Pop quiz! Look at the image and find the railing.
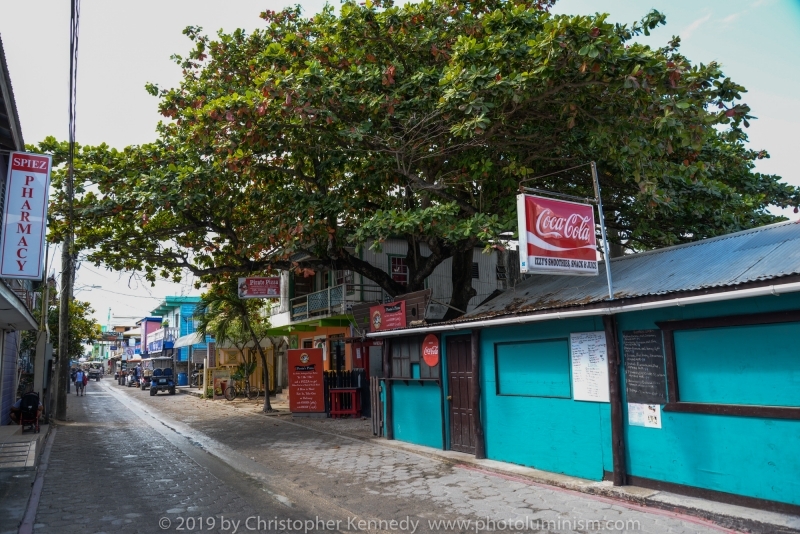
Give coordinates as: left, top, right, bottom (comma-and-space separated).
150, 327, 179, 343
148, 327, 180, 353
290, 284, 386, 321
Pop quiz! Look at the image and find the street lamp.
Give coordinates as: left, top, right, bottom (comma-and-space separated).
74, 284, 101, 294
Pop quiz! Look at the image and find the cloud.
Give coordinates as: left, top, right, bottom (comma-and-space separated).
722, 12, 742, 24
681, 13, 712, 40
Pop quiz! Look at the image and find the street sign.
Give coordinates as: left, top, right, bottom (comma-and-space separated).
237, 277, 280, 299
517, 194, 598, 276
0, 152, 52, 280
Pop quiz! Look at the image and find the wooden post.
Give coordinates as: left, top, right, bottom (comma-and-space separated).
383, 339, 394, 440
471, 329, 486, 459
603, 315, 627, 486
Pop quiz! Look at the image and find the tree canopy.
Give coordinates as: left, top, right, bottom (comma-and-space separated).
38, 0, 799, 315
22, 290, 98, 360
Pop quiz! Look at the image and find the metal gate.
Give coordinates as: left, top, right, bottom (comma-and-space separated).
370, 376, 384, 437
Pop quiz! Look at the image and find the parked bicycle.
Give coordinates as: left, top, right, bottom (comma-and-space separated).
224, 378, 260, 401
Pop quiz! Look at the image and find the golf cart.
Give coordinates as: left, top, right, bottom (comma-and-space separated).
87, 362, 103, 381
149, 357, 176, 396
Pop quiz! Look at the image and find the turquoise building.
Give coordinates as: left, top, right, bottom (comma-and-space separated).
370, 221, 800, 513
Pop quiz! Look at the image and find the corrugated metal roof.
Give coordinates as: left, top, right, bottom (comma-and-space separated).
458, 220, 800, 322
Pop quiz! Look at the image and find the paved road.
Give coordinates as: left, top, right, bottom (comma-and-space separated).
28, 377, 319, 534
36, 377, 731, 534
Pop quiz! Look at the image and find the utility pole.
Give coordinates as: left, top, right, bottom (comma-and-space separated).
55, 0, 81, 421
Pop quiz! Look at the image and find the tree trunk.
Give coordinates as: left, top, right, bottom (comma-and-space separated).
241, 315, 273, 412
442, 244, 478, 321
258, 349, 272, 412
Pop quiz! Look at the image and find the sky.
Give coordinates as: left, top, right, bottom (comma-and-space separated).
1, 0, 799, 324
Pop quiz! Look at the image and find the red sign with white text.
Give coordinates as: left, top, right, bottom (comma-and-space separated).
237, 277, 280, 299
288, 348, 325, 413
422, 334, 440, 367
369, 301, 406, 332
516, 194, 598, 275
0, 152, 51, 280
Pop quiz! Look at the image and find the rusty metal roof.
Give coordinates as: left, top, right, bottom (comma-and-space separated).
459, 220, 800, 323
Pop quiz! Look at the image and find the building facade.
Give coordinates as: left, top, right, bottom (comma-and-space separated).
370, 221, 800, 513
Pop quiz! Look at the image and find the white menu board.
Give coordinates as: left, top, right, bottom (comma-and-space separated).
570, 331, 610, 402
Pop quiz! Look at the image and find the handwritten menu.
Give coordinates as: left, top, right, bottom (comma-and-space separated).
622, 330, 667, 404
570, 331, 610, 402
288, 348, 325, 413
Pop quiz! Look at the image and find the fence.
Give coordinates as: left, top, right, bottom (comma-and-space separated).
323, 369, 368, 418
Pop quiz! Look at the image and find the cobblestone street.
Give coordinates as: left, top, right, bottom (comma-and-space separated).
28, 377, 737, 534
27, 378, 316, 534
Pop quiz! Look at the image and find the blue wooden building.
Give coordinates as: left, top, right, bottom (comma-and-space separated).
369, 220, 800, 513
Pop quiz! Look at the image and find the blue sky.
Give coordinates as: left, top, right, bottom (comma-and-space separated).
1, 0, 798, 321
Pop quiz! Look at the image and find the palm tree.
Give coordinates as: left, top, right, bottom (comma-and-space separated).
195, 279, 282, 412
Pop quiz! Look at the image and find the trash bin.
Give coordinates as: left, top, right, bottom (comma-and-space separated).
177, 373, 188, 386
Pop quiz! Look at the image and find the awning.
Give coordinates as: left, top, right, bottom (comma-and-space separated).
122, 327, 141, 337
173, 332, 208, 348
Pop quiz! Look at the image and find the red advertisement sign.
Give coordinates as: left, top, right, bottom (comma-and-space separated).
369, 301, 406, 332
288, 348, 325, 413
0, 152, 52, 280
516, 194, 598, 276
422, 334, 440, 367
237, 277, 280, 299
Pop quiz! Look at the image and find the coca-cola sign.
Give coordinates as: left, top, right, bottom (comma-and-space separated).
422, 334, 439, 367
516, 194, 598, 275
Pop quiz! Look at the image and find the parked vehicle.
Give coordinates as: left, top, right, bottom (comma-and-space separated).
150, 357, 176, 396
140, 357, 171, 390
190, 366, 204, 387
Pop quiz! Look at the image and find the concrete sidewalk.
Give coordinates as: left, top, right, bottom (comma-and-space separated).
0, 422, 51, 534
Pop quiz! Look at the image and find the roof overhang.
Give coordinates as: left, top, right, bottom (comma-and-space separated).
0, 282, 37, 330
367, 279, 800, 338
173, 332, 208, 348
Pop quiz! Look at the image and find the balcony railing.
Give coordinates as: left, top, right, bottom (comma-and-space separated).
291, 284, 386, 322
148, 326, 179, 353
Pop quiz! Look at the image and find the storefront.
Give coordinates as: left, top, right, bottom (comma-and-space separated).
370, 221, 800, 512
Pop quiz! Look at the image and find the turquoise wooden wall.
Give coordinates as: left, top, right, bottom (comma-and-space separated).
616, 292, 800, 506
390, 382, 443, 449
454, 317, 613, 481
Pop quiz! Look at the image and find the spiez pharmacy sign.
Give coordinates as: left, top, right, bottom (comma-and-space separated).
517, 194, 598, 276
0, 152, 51, 280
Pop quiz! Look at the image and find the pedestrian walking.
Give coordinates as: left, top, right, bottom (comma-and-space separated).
75, 368, 87, 396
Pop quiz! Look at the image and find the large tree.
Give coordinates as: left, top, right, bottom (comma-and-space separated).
39, 0, 799, 317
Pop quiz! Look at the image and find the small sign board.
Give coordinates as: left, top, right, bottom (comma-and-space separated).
570, 331, 610, 402
288, 348, 325, 413
422, 334, 440, 367
0, 152, 52, 280
622, 330, 668, 404
628, 403, 662, 429
369, 301, 406, 332
238, 277, 280, 299
517, 194, 598, 276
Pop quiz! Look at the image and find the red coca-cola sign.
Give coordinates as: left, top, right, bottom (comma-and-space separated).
422, 334, 439, 367
517, 194, 598, 275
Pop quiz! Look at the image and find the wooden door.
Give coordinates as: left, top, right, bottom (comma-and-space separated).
447, 335, 475, 454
